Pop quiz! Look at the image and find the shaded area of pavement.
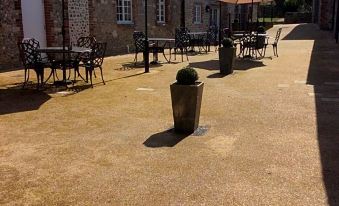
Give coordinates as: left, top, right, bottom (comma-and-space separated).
0, 88, 51, 115
144, 129, 190, 148
0, 24, 339, 205
286, 23, 339, 206
189, 59, 266, 72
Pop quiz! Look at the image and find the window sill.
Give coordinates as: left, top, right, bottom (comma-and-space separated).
117, 22, 134, 25
156, 22, 166, 26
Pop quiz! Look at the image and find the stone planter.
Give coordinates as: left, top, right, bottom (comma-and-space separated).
219, 47, 236, 75
170, 82, 204, 133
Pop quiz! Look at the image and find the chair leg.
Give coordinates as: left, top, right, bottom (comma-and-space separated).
99, 66, 105, 85
174, 48, 177, 60
85, 67, 89, 83
134, 52, 138, 66
23, 69, 28, 89
275, 45, 279, 57
89, 68, 93, 88
185, 48, 189, 61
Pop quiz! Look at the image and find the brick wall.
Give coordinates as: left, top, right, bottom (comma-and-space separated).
44, 0, 69, 47
90, 0, 181, 55
0, 0, 23, 70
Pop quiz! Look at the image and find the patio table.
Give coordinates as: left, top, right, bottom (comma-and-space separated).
187, 32, 208, 52
148, 38, 175, 64
37, 46, 91, 84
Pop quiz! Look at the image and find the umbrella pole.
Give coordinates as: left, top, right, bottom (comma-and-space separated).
181, 0, 185, 28
62, 0, 66, 82
219, 1, 222, 47
144, 0, 150, 73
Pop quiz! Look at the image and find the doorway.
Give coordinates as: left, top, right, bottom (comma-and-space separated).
21, 0, 47, 47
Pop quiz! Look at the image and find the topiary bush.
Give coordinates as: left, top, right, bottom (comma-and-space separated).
176, 67, 199, 85
222, 38, 234, 48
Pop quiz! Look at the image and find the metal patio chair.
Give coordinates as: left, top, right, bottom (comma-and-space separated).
83, 42, 107, 87
173, 28, 190, 62
18, 38, 55, 89
264, 28, 282, 57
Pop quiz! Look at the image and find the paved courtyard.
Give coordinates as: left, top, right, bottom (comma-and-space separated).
0, 24, 339, 205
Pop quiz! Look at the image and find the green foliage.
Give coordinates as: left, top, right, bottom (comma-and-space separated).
222, 38, 234, 48
257, 26, 266, 33
284, 0, 310, 12
176, 67, 199, 85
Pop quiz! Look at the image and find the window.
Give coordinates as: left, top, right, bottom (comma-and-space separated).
194, 4, 202, 24
157, 0, 166, 23
117, 0, 132, 24
211, 8, 218, 26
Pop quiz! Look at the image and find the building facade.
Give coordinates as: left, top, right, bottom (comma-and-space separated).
0, 0, 252, 70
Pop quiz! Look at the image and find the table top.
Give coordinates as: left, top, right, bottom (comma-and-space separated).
188, 32, 207, 35
37, 46, 91, 53
232, 33, 268, 37
149, 38, 175, 41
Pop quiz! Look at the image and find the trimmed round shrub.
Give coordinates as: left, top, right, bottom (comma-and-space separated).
222, 38, 234, 48
176, 67, 199, 85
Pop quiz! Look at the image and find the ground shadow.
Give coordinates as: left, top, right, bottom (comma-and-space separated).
207, 73, 229, 78
189, 59, 266, 72
291, 23, 339, 205
120, 62, 164, 70
143, 129, 191, 148
0, 87, 51, 115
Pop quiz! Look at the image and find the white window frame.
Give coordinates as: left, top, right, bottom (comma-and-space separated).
117, 0, 133, 24
157, 0, 166, 23
194, 4, 202, 24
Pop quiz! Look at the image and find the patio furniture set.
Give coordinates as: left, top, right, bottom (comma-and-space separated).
132, 27, 217, 65
132, 26, 282, 66
17, 26, 282, 89
18, 36, 106, 89
231, 27, 283, 59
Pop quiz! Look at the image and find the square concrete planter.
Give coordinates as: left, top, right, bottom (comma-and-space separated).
219, 47, 236, 75
170, 82, 204, 133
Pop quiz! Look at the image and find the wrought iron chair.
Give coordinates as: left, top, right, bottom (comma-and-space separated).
239, 33, 267, 59
264, 28, 282, 57
133, 31, 168, 64
173, 28, 190, 62
18, 38, 55, 89
206, 26, 219, 52
72, 36, 97, 81
133, 31, 146, 65
83, 42, 107, 87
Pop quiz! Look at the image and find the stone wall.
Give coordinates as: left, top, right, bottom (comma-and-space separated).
0, 0, 23, 70
185, 0, 209, 32
68, 0, 90, 45
90, 0, 181, 55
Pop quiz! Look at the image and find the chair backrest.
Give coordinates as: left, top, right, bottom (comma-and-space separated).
207, 26, 218, 43
22, 38, 41, 49
91, 42, 107, 67
255, 35, 266, 49
274, 28, 282, 44
175, 28, 190, 48
18, 42, 40, 68
77, 36, 97, 48
18, 38, 42, 68
133, 31, 146, 52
